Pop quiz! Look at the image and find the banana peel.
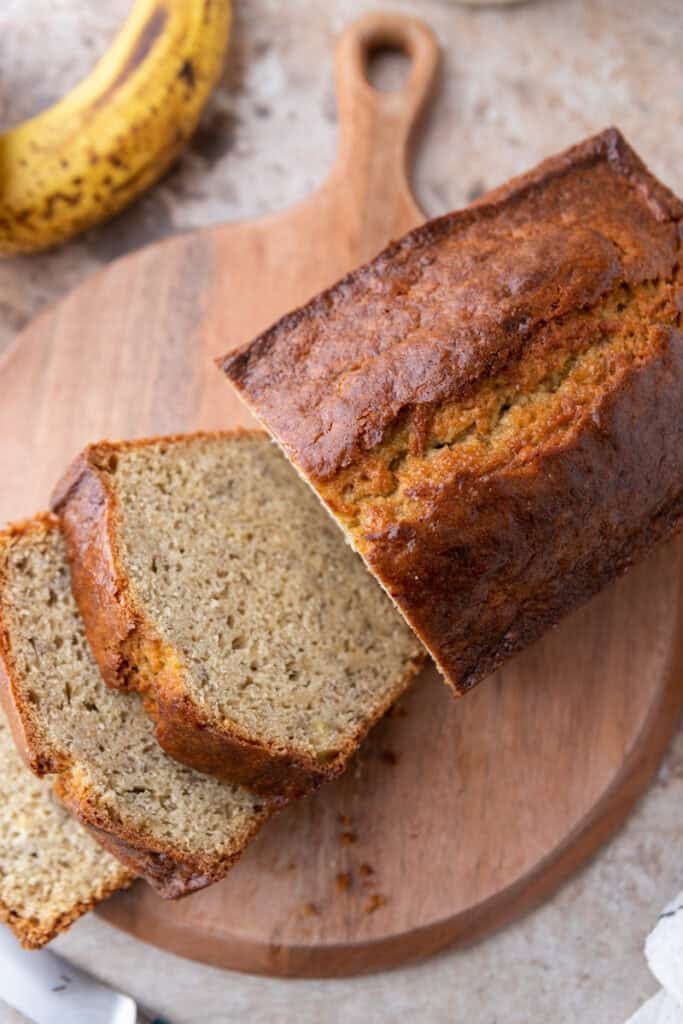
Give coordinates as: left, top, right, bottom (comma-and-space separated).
0, 0, 231, 254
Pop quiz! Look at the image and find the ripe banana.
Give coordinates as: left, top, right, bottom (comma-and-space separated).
0, 0, 231, 254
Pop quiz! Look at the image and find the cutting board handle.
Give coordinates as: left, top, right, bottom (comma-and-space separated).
331, 12, 440, 235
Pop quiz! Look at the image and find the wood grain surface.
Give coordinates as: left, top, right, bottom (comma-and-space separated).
0, 11, 681, 978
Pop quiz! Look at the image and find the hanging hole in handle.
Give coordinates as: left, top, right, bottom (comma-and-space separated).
364, 41, 412, 94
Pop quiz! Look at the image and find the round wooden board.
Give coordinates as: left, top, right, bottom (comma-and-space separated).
1, 12, 682, 978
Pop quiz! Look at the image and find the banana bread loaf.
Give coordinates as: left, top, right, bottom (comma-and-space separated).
222, 128, 683, 694
52, 432, 423, 797
0, 515, 272, 897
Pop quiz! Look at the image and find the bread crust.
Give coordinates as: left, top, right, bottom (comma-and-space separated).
0, 869, 132, 950
223, 130, 683, 480
222, 128, 683, 694
52, 430, 424, 798
56, 780, 264, 900
0, 515, 272, 899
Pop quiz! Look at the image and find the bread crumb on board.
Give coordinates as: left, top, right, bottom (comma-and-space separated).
336, 871, 353, 893
365, 893, 387, 914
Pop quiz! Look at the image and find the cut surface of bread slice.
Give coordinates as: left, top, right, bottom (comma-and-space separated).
52, 432, 424, 798
0, 708, 132, 949
0, 516, 272, 898
222, 128, 683, 696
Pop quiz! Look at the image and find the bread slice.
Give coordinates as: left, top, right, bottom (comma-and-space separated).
52, 431, 424, 798
0, 515, 272, 898
0, 707, 132, 948
222, 128, 683, 695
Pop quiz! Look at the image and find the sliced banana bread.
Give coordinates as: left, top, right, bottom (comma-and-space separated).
222, 128, 683, 695
0, 709, 132, 948
0, 516, 271, 897
52, 432, 424, 798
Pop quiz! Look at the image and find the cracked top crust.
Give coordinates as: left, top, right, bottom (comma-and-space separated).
223, 129, 683, 693
223, 129, 683, 480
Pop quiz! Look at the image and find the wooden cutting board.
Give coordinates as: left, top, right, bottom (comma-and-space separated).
1, 11, 682, 978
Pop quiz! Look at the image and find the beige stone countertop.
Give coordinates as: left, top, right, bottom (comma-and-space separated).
2, 1, 683, 1021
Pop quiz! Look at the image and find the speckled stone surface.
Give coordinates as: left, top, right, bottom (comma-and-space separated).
1, 1, 683, 1021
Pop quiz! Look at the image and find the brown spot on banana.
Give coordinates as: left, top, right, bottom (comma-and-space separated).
42, 193, 83, 221
178, 60, 196, 89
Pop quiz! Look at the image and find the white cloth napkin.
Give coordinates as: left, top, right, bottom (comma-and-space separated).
646, 894, 683, 1004
628, 991, 683, 1024
626, 892, 683, 1022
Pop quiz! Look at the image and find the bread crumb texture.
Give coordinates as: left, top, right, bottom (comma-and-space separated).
0, 519, 268, 893
0, 712, 130, 948
99, 434, 421, 763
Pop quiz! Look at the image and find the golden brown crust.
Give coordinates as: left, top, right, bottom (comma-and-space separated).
151, 648, 424, 797
222, 128, 683, 694
0, 868, 132, 950
223, 129, 683, 479
0, 515, 272, 899
58, 782, 265, 901
368, 325, 683, 687
152, 677, 329, 799
52, 429, 424, 798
